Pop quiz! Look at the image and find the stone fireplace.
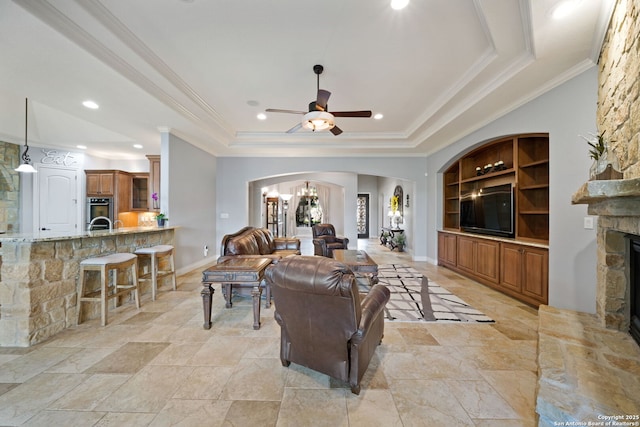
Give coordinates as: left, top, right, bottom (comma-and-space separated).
572, 178, 640, 337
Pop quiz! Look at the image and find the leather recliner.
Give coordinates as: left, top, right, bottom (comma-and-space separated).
312, 223, 349, 257
265, 255, 390, 394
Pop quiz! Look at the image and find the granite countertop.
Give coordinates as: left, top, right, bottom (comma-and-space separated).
0, 226, 176, 243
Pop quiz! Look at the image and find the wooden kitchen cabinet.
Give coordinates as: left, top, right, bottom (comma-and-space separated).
131, 173, 149, 211
86, 172, 114, 196
147, 155, 160, 211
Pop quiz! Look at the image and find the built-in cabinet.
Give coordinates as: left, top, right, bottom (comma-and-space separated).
131, 173, 149, 211
438, 231, 548, 306
439, 133, 549, 307
86, 170, 133, 215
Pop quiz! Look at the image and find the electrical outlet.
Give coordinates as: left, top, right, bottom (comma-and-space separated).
584, 217, 594, 229
203, 245, 209, 257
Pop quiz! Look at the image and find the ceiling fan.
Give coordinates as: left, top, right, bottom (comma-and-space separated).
266, 65, 372, 136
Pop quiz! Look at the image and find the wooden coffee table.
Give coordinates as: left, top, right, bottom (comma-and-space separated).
201, 257, 272, 330
332, 249, 378, 284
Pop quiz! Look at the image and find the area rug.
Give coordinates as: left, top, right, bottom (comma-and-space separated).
359, 264, 494, 323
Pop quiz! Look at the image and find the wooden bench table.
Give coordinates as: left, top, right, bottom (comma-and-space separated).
332, 249, 379, 285
201, 257, 272, 330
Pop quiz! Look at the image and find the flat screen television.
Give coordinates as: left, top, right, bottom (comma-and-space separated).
460, 183, 514, 238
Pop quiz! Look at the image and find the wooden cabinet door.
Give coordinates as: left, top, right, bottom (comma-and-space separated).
522, 247, 548, 303
475, 239, 499, 283
500, 243, 523, 292
115, 172, 131, 214
438, 232, 457, 267
457, 236, 476, 274
99, 174, 114, 195
86, 172, 114, 196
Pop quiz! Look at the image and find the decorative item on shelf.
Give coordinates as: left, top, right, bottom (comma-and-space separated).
156, 213, 168, 227
476, 166, 483, 176
582, 130, 622, 180
493, 160, 505, 171
151, 192, 159, 210
483, 163, 493, 174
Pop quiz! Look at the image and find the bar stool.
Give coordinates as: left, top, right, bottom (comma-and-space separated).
134, 245, 176, 301
77, 253, 140, 326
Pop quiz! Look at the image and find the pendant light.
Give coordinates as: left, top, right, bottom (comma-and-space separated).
15, 98, 37, 173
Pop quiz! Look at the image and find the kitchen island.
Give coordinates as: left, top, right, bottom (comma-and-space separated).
0, 226, 176, 347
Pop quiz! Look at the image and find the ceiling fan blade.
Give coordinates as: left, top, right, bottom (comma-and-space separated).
286, 123, 303, 133
316, 90, 331, 110
330, 125, 343, 136
266, 108, 306, 114
331, 110, 372, 118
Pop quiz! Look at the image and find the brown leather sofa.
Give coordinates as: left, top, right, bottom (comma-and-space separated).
265, 255, 390, 394
218, 226, 301, 263
312, 223, 349, 257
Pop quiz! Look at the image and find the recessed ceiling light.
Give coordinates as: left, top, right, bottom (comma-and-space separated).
77, 145, 87, 149
391, 0, 409, 10
257, 113, 267, 120
551, 0, 580, 19
374, 113, 384, 120
133, 144, 143, 149
82, 100, 99, 109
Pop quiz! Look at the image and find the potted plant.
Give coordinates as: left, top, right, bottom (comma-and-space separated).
156, 213, 168, 227
582, 130, 622, 180
393, 233, 406, 252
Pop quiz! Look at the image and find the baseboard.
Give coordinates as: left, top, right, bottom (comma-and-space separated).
177, 256, 215, 276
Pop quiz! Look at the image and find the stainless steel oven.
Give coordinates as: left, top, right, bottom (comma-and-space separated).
86, 197, 113, 230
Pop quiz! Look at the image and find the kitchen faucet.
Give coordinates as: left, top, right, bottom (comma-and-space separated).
113, 219, 123, 229
88, 216, 112, 231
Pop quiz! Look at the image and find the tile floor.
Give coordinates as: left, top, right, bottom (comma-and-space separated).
0, 238, 539, 426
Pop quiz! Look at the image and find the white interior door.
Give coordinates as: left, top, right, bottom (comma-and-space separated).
36, 165, 80, 232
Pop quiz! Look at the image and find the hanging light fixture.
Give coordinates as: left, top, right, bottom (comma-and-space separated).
302, 111, 335, 132
15, 98, 37, 173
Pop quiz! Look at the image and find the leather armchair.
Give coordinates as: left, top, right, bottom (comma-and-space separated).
265, 255, 390, 394
312, 223, 349, 257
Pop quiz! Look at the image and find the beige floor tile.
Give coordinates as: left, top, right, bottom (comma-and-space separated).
148, 342, 205, 366
346, 389, 403, 426
445, 379, 520, 419
84, 342, 170, 374
389, 379, 474, 426
45, 347, 118, 374
172, 366, 234, 400
481, 369, 539, 422
151, 399, 232, 427
284, 363, 332, 389
188, 336, 255, 366
94, 365, 193, 413
22, 409, 106, 426
48, 373, 131, 410
221, 357, 287, 401
0, 373, 89, 425
0, 346, 81, 383
223, 400, 280, 426
277, 388, 349, 427
94, 411, 158, 426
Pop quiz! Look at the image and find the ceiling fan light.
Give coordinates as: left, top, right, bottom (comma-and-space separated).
302, 111, 335, 131
391, 0, 409, 10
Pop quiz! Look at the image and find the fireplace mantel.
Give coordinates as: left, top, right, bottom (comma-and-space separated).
572, 178, 640, 215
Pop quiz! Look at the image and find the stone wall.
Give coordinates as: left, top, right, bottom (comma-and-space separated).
598, 0, 640, 178
0, 141, 21, 233
0, 228, 174, 347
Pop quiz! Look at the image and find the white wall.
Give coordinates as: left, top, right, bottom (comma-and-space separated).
163, 132, 217, 273
426, 67, 598, 313
215, 157, 428, 259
